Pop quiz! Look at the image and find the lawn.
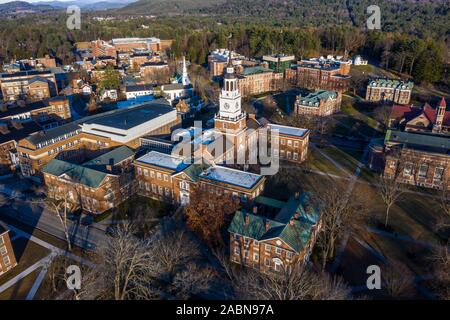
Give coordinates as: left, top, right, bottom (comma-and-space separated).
0, 268, 41, 300
308, 147, 343, 176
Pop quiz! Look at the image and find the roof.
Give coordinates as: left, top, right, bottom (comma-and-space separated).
125, 84, 155, 92
180, 161, 211, 182
255, 196, 286, 209
0, 121, 42, 145
297, 90, 338, 106
368, 78, 414, 90
391, 98, 450, 127
385, 129, 450, 154
42, 159, 108, 188
268, 123, 309, 138
199, 166, 263, 189
136, 151, 190, 172
0, 70, 52, 79
162, 83, 192, 91
83, 146, 134, 171
82, 99, 174, 130
228, 193, 321, 252
25, 121, 81, 146
240, 66, 272, 76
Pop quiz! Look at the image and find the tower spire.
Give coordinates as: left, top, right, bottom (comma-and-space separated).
227, 33, 233, 68
181, 55, 190, 86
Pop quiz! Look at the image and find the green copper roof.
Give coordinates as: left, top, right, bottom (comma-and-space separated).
83, 146, 135, 172
241, 66, 273, 76
228, 193, 321, 253
368, 78, 414, 90
255, 196, 286, 209
42, 159, 108, 188
297, 90, 338, 106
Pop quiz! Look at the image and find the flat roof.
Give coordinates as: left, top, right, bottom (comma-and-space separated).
82, 99, 175, 130
136, 151, 189, 172
268, 123, 309, 137
199, 166, 263, 189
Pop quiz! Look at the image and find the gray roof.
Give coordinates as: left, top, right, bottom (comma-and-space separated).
385, 129, 450, 154
83, 99, 174, 130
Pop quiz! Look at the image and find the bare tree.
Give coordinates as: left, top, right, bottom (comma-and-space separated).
171, 262, 216, 299
378, 173, 406, 228
313, 179, 369, 270
234, 264, 351, 300
436, 178, 450, 236
430, 242, 450, 300
43, 185, 80, 251
382, 261, 415, 298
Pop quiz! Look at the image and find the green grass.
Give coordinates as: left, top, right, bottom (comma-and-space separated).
308, 148, 343, 176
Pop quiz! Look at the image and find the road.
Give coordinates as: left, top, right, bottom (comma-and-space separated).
0, 199, 108, 251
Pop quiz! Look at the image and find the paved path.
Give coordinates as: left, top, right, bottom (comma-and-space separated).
0, 223, 95, 298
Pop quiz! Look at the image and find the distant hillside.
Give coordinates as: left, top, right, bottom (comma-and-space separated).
0, 1, 56, 16
35, 0, 137, 11
116, 0, 226, 15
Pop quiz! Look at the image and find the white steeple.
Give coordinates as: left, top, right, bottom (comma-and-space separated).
181, 56, 190, 86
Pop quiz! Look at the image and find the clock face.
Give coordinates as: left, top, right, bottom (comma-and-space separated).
224, 103, 230, 110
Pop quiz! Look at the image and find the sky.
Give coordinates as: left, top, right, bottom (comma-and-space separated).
0, 0, 86, 3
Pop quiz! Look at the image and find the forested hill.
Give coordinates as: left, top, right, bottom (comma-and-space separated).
117, 0, 450, 37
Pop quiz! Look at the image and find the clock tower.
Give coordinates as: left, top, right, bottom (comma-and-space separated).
215, 42, 246, 133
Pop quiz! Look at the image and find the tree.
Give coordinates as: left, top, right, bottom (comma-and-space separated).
378, 173, 406, 228
43, 185, 80, 251
382, 260, 415, 298
98, 66, 120, 91
313, 179, 368, 270
373, 105, 392, 129
184, 187, 240, 248
430, 242, 450, 300
233, 264, 351, 300
171, 262, 215, 299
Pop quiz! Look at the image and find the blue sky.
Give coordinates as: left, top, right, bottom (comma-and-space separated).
0, 0, 81, 3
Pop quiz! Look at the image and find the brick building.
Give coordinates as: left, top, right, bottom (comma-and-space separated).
265, 124, 310, 164
228, 193, 321, 273
0, 223, 18, 276
366, 78, 413, 105
134, 151, 265, 205
16, 99, 181, 177
389, 98, 449, 134
384, 129, 450, 189
111, 38, 161, 52
262, 54, 295, 74
286, 57, 351, 92
0, 70, 58, 102
294, 90, 341, 116
237, 66, 283, 97
90, 40, 117, 58
42, 146, 135, 214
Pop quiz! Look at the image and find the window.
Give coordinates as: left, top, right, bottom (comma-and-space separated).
403, 163, 413, 176
286, 251, 293, 259
254, 240, 259, 247
275, 247, 282, 255
244, 251, 249, 259
158, 186, 163, 195
0, 236, 4, 246
164, 174, 169, 182
137, 167, 142, 175
165, 187, 170, 196
418, 164, 428, 178
145, 182, 150, 191
293, 153, 298, 160
294, 141, 299, 148
0, 246, 7, 256
281, 139, 285, 145
434, 167, 444, 181
274, 261, 281, 272
265, 244, 271, 252
151, 184, 157, 193
157, 173, 162, 180
287, 140, 292, 146
264, 258, 270, 267
144, 169, 149, 177
150, 171, 155, 178
254, 253, 259, 262
287, 151, 291, 160
234, 247, 240, 255
3, 255, 10, 266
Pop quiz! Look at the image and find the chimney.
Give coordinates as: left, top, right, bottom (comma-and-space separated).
0, 122, 10, 134
106, 158, 114, 172
11, 121, 23, 130
252, 206, 258, 214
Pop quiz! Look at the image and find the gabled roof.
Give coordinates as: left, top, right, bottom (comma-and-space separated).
42, 159, 109, 188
